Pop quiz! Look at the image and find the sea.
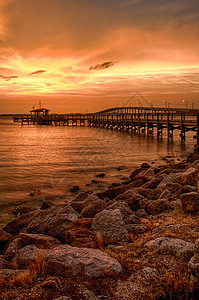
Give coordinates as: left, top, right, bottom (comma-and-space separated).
0, 116, 196, 227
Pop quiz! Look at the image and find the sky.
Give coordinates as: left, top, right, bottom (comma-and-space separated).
0, 0, 199, 113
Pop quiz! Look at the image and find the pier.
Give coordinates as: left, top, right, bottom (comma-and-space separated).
13, 106, 199, 144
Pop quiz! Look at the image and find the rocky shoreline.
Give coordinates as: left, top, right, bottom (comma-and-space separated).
0, 145, 199, 299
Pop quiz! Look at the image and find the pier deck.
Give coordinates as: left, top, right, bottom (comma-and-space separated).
13, 106, 199, 144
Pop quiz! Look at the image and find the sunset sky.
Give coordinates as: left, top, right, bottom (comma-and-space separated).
0, 0, 199, 113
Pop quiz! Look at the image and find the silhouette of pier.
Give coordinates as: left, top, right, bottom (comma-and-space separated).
13, 106, 199, 144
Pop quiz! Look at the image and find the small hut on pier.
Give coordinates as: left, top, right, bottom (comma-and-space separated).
30, 108, 50, 117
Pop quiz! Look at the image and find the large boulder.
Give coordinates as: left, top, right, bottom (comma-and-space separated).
19, 233, 61, 249
106, 201, 132, 219
174, 167, 198, 186
12, 245, 45, 269
24, 204, 79, 242
180, 192, 199, 212
44, 244, 122, 278
91, 209, 129, 245
4, 238, 24, 261
146, 237, 194, 260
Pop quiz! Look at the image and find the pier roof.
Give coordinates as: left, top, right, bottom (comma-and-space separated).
30, 108, 50, 112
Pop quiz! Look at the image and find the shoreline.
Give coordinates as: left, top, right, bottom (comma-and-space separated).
0, 144, 199, 299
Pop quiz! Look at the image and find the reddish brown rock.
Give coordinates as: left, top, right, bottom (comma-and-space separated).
44, 244, 122, 277
0, 229, 12, 253
19, 233, 61, 249
2, 211, 37, 234
81, 199, 105, 218
126, 224, 148, 234
24, 204, 79, 242
12, 245, 44, 269
97, 186, 127, 200
180, 192, 199, 212
129, 168, 143, 179
106, 201, 132, 219
65, 218, 97, 248
114, 189, 145, 211
4, 238, 24, 261
91, 209, 129, 245
140, 199, 173, 215
175, 167, 198, 186
0, 256, 13, 269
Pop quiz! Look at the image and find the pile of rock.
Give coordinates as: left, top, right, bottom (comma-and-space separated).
0, 148, 199, 298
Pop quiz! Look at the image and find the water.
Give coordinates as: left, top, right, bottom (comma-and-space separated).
0, 116, 196, 227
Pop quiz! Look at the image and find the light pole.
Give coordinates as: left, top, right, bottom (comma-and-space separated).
183, 100, 189, 109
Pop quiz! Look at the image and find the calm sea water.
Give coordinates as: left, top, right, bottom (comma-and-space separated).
0, 116, 196, 226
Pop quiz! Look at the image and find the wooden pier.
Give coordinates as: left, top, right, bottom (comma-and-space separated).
13, 106, 199, 144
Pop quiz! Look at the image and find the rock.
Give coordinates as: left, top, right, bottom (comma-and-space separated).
83, 194, 100, 208
40, 200, 54, 210
141, 163, 151, 169
2, 211, 37, 234
189, 254, 199, 278
124, 179, 145, 188
70, 191, 93, 213
180, 192, 199, 212
65, 219, 97, 248
19, 233, 61, 249
81, 199, 105, 218
137, 188, 163, 200
4, 238, 24, 261
91, 209, 129, 245
124, 214, 141, 224
0, 269, 27, 280
138, 168, 155, 182
91, 179, 98, 184
11, 206, 36, 215
68, 186, 79, 193
135, 209, 148, 218
96, 173, 105, 178
140, 199, 173, 215
141, 175, 164, 189
129, 168, 142, 179
146, 237, 194, 260
163, 182, 185, 199
126, 224, 148, 234
114, 190, 145, 211
24, 204, 79, 242
106, 201, 132, 219
30, 192, 35, 197
157, 175, 175, 188
12, 245, 44, 269
40, 276, 61, 289
158, 190, 172, 201
175, 167, 198, 186
97, 186, 127, 200
0, 229, 11, 253
184, 185, 197, 193
44, 244, 122, 277
0, 256, 13, 269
